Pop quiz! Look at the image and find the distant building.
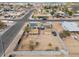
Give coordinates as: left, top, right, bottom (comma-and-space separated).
73, 11, 79, 17
73, 14, 79, 17
54, 11, 68, 17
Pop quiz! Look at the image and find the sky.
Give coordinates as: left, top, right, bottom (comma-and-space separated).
0, 0, 79, 2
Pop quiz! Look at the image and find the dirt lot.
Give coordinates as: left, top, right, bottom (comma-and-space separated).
16, 22, 79, 56
16, 28, 63, 51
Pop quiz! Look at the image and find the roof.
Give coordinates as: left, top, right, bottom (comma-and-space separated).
56, 11, 65, 14
61, 21, 79, 31
73, 14, 79, 16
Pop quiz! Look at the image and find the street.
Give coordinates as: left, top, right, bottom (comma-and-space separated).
0, 9, 33, 56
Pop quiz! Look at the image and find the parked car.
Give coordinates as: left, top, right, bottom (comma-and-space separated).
42, 18, 47, 20
40, 26, 45, 30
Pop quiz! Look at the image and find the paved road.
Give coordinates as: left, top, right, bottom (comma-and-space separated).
0, 9, 33, 56
2, 16, 79, 22
5, 19, 79, 22
26, 19, 79, 22
11, 51, 62, 56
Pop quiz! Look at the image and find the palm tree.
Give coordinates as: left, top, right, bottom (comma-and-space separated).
24, 24, 30, 37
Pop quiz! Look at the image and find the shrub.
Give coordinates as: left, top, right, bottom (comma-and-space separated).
55, 47, 59, 51
63, 30, 70, 36
59, 33, 66, 38
9, 54, 16, 57
35, 42, 39, 46
67, 11, 73, 16
32, 15, 37, 18
77, 32, 79, 34
29, 40, 35, 50
48, 43, 52, 47
24, 24, 30, 33
0, 21, 6, 29
29, 44, 35, 50
50, 11, 54, 15
59, 30, 70, 38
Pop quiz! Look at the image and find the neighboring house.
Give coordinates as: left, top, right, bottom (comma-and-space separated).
54, 11, 68, 17
73, 11, 79, 17
73, 14, 79, 17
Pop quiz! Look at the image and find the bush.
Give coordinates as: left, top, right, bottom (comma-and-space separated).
32, 15, 37, 18
9, 54, 16, 57
29, 40, 35, 50
59, 30, 70, 38
63, 30, 70, 36
24, 24, 30, 33
68, 11, 73, 16
29, 44, 35, 50
0, 21, 7, 29
65, 9, 73, 16
55, 47, 59, 51
35, 42, 39, 46
48, 43, 52, 47
50, 11, 54, 15
29, 41, 40, 50
59, 33, 65, 38
38, 16, 48, 19
77, 32, 79, 34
